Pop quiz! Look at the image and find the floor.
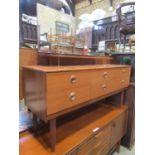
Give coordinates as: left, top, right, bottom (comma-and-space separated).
19, 100, 32, 133
113, 146, 135, 155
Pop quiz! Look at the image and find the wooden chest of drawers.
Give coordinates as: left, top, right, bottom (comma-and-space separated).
23, 65, 131, 121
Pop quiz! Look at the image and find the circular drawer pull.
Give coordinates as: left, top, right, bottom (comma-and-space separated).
122, 69, 126, 73
121, 80, 125, 84
69, 92, 76, 101
70, 75, 77, 84
103, 72, 108, 78
102, 84, 107, 91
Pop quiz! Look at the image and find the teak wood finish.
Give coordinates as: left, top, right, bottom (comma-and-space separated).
20, 104, 128, 155
23, 64, 131, 151
19, 48, 38, 99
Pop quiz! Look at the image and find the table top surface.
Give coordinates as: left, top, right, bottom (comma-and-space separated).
23, 64, 131, 73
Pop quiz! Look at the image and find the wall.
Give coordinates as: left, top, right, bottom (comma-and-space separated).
37, 3, 79, 34
75, 0, 125, 18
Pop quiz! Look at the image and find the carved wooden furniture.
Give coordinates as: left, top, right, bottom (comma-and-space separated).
20, 103, 128, 155
20, 21, 38, 47
116, 2, 135, 48
23, 64, 131, 152
92, 8, 135, 51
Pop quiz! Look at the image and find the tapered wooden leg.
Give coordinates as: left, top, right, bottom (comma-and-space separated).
33, 114, 38, 133
116, 141, 121, 153
49, 119, 56, 152
120, 91, 125, 107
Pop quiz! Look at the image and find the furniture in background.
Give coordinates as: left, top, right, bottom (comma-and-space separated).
19, 48, 38, 100
20, 103, 128, 155
23, 65, 131, 152
116, 2, 135, 48
20, 21, 38, 47
92, 3, 135, 52
48, 34, 85, 55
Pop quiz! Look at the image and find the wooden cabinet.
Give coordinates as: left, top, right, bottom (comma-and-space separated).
20, 104, 128, 155
68, 110, 127, 155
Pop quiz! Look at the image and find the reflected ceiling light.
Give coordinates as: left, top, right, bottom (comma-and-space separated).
109, 6, 113, 11
91, 9, 106, 21
79, 14, 91, 22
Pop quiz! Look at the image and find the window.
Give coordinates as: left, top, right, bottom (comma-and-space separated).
56, 21, 69, 34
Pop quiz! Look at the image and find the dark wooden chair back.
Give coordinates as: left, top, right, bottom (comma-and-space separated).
20, 21, 38, 45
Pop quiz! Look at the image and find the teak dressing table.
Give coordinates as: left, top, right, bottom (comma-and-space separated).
23, 64, 131, 154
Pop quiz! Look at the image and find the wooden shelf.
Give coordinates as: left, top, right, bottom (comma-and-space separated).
20, 104, 127, 155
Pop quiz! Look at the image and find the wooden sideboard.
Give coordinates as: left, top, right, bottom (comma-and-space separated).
20, 104, 128, 155
23, 64, 131, 152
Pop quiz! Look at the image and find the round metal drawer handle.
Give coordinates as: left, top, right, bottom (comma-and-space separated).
70, 75, 77, 84
122, 69, 126, 73
121, 80, 125, 84
103, 72, 108, 78
69, 92, 76, 101
102, 84, 107, 91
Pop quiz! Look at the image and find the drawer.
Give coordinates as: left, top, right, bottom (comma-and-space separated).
92, 68, 131, 82
47, 71, 91, 91
77, 126, 111, 155
91, 76, 130, 99
47, 86, 90, 115
94, 125, 111, 142
77, 137, 96, 155
91, 79, 120, 99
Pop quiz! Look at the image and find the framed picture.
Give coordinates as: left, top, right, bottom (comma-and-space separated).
56, 21, 69, 34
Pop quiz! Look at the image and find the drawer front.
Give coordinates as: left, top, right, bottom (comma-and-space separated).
47, 71, 91, 90
77, 125, 111, 155
47, 86, 90, 115
110, 112, 127, 148
77, 137, 96, 155
93, 125, 111, 155
91, 68, 130, 99
92, 67, 131, 82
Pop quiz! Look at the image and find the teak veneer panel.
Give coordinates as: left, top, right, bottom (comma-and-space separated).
23, 64, 130, 73
19, 48, 38, 99
19, 104, 127, 155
